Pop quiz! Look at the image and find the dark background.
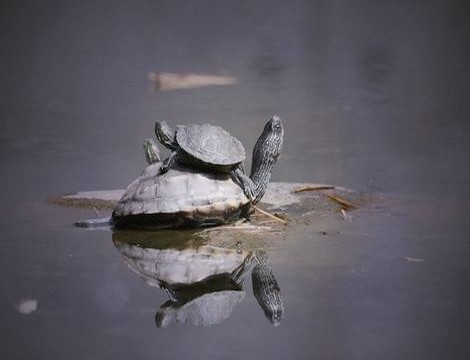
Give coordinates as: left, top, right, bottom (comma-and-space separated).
1, 1, 470, 359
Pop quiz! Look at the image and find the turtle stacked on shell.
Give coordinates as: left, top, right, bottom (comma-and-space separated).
112, 116, 284, 229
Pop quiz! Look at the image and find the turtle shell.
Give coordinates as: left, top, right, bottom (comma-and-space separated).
112, 162, 250, 228
176, 124, 245, 166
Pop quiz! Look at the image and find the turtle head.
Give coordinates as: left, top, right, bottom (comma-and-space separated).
255, 115, 284, 164
249, 116, 284, 203
155, 120, 178, 151
143, 138, 160, 164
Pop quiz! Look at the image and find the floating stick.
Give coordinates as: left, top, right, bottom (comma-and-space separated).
293, 185, 335, 193
326, 193, 357, 210
252, 205, 288, 225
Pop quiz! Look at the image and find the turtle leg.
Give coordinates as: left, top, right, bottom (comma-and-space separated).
159, 151, 177, 174
232, 166, 255, 201
155, 301, 176, 328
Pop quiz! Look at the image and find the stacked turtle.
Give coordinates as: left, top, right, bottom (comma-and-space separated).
112, 116, 284, 228
78, 116, 284, 229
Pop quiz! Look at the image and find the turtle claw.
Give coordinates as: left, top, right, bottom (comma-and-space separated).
157, 159, 172, 175
159, 163, 170, 174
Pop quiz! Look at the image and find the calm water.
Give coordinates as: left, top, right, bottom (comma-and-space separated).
1, 1, 470, 359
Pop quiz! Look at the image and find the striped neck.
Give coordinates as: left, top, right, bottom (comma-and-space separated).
249, 117, 284, 204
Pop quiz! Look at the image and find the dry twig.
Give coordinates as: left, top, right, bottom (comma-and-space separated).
252, 205, 288, 225
326, 193, 357, 210
293, 185, 335, 193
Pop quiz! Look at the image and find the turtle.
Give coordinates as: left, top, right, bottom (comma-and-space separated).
111, 163, 252, 228
154, 116, 283, 201
75, 116, 284, 228
154, 120, 245, 174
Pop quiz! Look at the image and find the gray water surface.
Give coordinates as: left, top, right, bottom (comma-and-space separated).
1, 1, 470, 359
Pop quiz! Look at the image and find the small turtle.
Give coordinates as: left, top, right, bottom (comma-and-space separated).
76, 116, 283, 228
154, 121, 245, 174
154, 116, 283, 201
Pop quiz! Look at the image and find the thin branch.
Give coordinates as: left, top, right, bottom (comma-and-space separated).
293, 185, 335, 193
326, 193, 357, 209
252, 205, 288, 225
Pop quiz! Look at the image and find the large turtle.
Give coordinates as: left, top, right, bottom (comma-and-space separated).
154, 116, 283, 201
111, 162, 251, 228
76, 116, 284, 228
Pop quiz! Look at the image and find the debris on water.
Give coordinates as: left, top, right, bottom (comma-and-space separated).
326, 193, 357, 210
48, 190, 122, 210
252, 205, 288, 225
148, 72, 237, 92
340, 209, 353, 222
16, 299, 38, 314
197, 223, 276, 236
403, 256, 425, 263
52, 182, 375, 232
293, 185, 335, 193
273, 212, 288, 221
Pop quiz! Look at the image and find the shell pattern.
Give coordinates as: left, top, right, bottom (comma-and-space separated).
176, 124, 245, 166
112, 162, 250, 227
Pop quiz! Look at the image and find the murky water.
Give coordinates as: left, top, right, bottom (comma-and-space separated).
1, 1, 470, 359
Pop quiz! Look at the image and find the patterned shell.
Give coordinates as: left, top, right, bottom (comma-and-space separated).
113, 163, 249, 217
176, 124, 245, 165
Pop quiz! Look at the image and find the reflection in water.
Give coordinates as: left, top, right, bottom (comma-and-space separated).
251, 55, 286, 81
359, 47, 394, 105
112, 231, 284, 327
251, 250, 283, 325
148, 72, 237, 92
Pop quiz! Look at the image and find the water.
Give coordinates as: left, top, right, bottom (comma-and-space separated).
1, 1, 470, 359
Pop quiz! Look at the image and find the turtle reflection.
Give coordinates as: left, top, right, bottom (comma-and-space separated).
112, 231, 284, 327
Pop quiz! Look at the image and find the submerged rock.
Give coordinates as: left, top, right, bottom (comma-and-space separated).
52, 181, 373, 230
